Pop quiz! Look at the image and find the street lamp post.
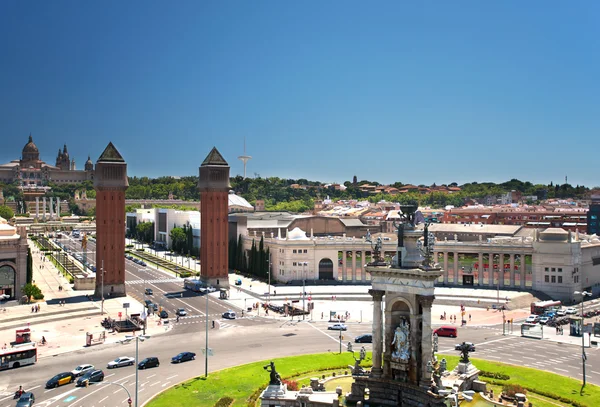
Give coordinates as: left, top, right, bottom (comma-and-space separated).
301, 262, 308, 321
267, 251, 271, 303
574, 290, 592, 391
119, 335, 150, 407
100, 260, 106, 315
205, 288, 209, 378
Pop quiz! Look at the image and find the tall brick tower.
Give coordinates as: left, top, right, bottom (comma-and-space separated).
94, 142, 128, 298
198, 147, 230, 288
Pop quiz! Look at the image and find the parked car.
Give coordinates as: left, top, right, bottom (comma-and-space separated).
107, 356, 135, 369
46, 372, 75, 388
235, 279, 242, 286
176, 308, 187, 316
328, 323, 347, 331
566, 307, 577, 315
0, 293, 10, 301
15, 392, 35, 407
76, 369, 105, 386
145, 288, 153, 295
140, 261, 147, 266
144, 300, 153, 308
71, 364, 94, 377
172, 352, 196, 363
433, 326, 457, 338
454, 342, 476, 352
138, 357, 160, 369
556, 309, 567, 317
354, 334, 372, 343
525, 315, 540, 324
539, 316, 551, 325
222, 311, 236, 319
159, 310, 169, 319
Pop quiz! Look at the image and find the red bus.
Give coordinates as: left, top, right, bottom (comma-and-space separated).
0, 343, 37, 370
530, 300, 562, 315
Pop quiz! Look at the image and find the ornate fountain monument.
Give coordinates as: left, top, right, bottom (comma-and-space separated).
347, 205, 450, 406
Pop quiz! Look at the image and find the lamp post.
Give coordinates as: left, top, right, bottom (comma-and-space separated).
574, 290, 592, 391
301, 262, 308, 320
100, 260, 106, 315
119, 335, 150, 407
267, 251, 271, 303
205, 286, 209, 378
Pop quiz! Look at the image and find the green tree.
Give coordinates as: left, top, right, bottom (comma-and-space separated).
136, 221, 154, 244
22, 283, 42, 302
26, 247, 33, 284
0, 205, 14, 220
170, 227, 187, 254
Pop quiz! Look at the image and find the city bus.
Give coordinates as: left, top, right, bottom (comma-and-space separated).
0, 343, 37, 370
530, 300, 562, 315
184, 278, 205, 293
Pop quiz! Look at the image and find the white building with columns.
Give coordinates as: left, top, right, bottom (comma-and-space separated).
241, 224, 600, 302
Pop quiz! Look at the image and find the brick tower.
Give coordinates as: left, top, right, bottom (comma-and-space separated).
198, 147, 230, 288
94, 142, 128, 298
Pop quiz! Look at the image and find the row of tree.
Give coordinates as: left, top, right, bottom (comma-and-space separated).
169, 224, 194, 255
229, 235, 270, 279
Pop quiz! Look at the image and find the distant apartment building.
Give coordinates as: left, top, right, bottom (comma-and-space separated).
442, 205, 588, 232
588, 195, 600, 235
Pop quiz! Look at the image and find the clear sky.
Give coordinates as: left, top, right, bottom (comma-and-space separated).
1, 1, 598, 187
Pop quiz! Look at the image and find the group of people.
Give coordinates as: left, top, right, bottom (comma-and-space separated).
31, 304, 41, 313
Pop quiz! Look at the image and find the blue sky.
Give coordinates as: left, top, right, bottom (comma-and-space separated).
1, 1, 598, 187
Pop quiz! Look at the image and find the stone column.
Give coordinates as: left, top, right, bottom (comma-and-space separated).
419, 295, 435, 388
342, 251, 347, 282
509, 254, 515, 288
443, 252, 449, 284
55, 197, 60, 218
35, 197, 39, 219
520, 255, 526, 289
478, 252, 484, 286
489, 253, 495, 288
453, 252, 459, 285
369, 289, 385, 378
351, 251, 357, 283
42, 197, 47, 221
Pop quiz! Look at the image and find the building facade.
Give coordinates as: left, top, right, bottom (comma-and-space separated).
0, 217, 28, 300
0, 135, 94, 186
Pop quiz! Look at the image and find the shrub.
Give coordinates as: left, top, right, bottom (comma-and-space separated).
136, 248, 145, 252
502, 383, 526, 397
213, 396, 234, 407
282, 379, 299, 391
33, 293, 44, 300
479, 370, 510, 380
179, 272, 192, 278
125, 244, 134, 248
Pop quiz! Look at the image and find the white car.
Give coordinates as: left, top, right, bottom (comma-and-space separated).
566, 307, 578, 315
556, 309, 567, 317
107, 356, 135, 369
176, 308, 187, 316
525, 315, 539, 324
0, 294, 10, 301
538, 316, 550, 325
328, 323, 347, 331
71, 364, 94, 377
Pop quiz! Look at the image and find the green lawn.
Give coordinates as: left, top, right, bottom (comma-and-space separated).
147, 353, 600, 407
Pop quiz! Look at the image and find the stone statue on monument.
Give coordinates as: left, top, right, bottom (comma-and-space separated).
263, 361, 282, 385
391, 318, 410, 361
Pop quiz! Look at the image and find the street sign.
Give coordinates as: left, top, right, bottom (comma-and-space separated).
123, 303, 130, 309
118, 312, 122, 318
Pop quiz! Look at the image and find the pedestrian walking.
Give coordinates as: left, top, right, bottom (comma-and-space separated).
31, 306, 34, 313
469, 314, 472, 322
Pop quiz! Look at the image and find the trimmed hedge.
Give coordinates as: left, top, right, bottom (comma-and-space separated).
479, 370, 510, 380
214, 397, 234, 407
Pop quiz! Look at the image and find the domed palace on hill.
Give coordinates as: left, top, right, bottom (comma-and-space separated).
0, 134, 94, 186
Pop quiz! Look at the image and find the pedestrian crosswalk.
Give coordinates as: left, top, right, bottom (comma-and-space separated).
126, 278, 184, 285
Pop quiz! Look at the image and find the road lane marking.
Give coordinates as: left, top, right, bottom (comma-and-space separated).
161, 381, 171, 387
99, 396, 108, 403
554, 368, 570, 373
147, 374, 156, 379
166, 375, 178, 381
591, 371, 600, 375
150, 381, 161, 387
522, 356, 536, 361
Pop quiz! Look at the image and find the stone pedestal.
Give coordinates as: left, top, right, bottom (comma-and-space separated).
262, 384, 287, 398
446, 362, 479, 392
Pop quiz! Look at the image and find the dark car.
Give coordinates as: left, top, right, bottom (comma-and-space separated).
46, 372, 75, 388
354, 334, 372, 343
76, 369, 105, 386
15, 392, 35, 407
455, 342, 476, 352
172, 352, 195, 363
140, 261, 147, 266
222, 311, 236, 319
159, 310, 169, 319
145, 288, 153, 295
138, 357, 160, 369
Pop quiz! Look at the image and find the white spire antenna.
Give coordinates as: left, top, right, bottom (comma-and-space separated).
238, 137, 252, 178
